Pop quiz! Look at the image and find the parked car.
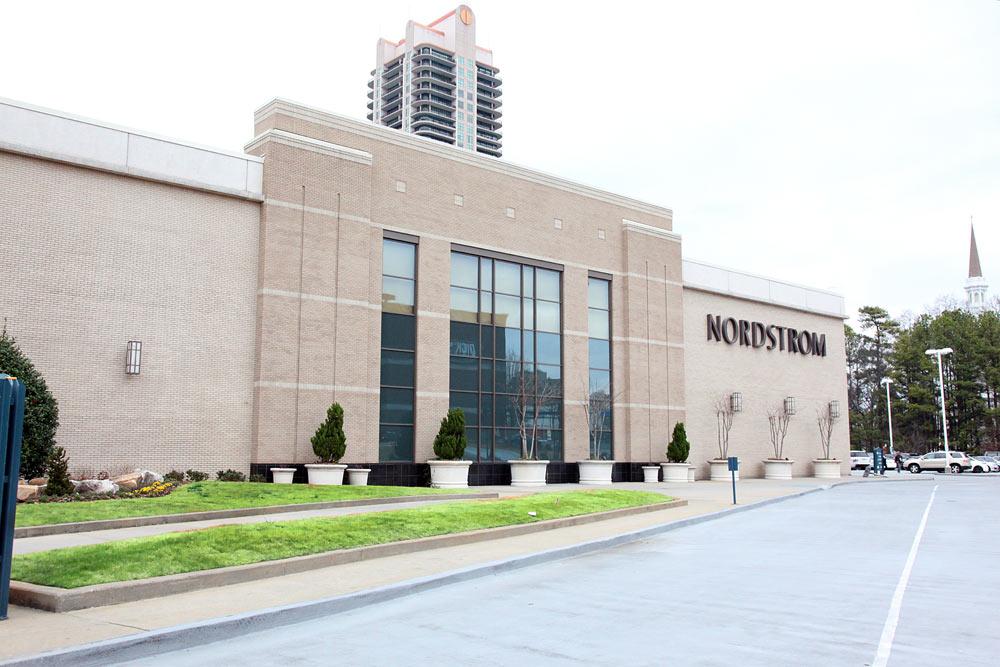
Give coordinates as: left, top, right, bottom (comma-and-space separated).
906, 451, 971, 474
970, 456, 999, 473
850, 450, 871, 471
988, 456, 1000, 472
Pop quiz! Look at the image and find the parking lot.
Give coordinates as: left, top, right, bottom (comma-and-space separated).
111, 476, 1000, 666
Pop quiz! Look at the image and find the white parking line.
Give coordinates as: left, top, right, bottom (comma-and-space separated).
872, 484, 939, 667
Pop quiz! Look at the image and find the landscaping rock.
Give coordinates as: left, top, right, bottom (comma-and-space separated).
117, 479, 138, 491
136, 470, 163, 486
72, 479, 119, 495
112, 471, 143, 485
17, 484, 41, 502
28, 477, 48, 486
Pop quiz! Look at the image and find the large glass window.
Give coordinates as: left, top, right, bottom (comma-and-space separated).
449, 252, 563, 461
379, 239, 416, 461
587, 277, 613, 460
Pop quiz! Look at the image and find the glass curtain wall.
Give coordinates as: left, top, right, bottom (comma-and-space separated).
379, 238, 417, 461
449, 251, 563, 461
587, 277, 613, 459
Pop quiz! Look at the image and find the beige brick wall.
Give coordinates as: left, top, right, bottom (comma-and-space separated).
682, 289, 850, 478
0, 151, 260, 476
249, 104, 686, 464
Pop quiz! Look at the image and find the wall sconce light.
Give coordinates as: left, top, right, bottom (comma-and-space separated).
730, 392, 743, 413
126, 341, 142, 375
829, 400, 840, 419
784, 396, 797, 416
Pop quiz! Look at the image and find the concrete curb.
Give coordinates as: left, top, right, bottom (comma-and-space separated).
1, 484, 844, 667
8, 499, 687, 613
13, 492, 500, 538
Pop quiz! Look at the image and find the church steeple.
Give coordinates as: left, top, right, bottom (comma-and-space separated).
965, 221, 988, 313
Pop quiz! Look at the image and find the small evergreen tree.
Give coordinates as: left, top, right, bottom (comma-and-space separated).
44, 446, 74, 496
311, 403, 347, 462
433, 409, 467, 460
0, 326, 59, 479
666, 422, 690, 463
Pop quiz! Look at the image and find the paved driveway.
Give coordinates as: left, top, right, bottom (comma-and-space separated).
115, 477, 1000, 666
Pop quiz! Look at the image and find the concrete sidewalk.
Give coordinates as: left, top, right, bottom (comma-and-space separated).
0, 477, 897, 662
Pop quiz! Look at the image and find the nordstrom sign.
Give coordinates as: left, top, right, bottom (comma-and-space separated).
706, 314, 827, 357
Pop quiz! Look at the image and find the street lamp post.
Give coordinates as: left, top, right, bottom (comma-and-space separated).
880, 377, 894, 456
925, 348, 953, 474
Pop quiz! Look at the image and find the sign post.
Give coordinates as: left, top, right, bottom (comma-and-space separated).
1, 375, 26, 621
872, 446, 884, 476
728, 456, 739, 505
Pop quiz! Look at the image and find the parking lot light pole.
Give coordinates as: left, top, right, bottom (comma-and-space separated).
925, 348, 953, 474
880, 377, 895, 455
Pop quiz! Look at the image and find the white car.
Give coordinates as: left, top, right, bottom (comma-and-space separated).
906, 451, 971, 474
850, 450, 871, 470
970, 456, 999, 473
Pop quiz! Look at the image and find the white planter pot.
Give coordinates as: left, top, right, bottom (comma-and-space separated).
347, 468, 371, 485
813, 459, 841, 480
305, 463, 347, 486
428, 460, 472, 489
709, 460, 738, 481
270, 467, 296, 484
509, 460, 549, 487
661, 462, 691, 483
642, 465, 660, 483
688, 467, 696, 482
763, 459, 794, 480
577, 460, 615, 485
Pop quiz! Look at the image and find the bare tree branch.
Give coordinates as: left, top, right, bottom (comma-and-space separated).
767, 404, 792, 459
715, 397, 735, 460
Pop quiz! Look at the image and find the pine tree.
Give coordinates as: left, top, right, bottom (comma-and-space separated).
44, 446, 74, 496
433, 409, 467, 460
311, 403, 347, 463
0, 325, 59, 479
666, 422, 690, 463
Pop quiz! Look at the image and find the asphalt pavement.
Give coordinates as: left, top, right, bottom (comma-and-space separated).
108, 476, 1000, 666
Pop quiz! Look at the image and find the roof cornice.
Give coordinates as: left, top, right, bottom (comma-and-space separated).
253, 98, 673, 221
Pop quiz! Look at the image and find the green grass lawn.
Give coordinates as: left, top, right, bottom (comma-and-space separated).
11, 490, 671, 588
15, 481, 462, 528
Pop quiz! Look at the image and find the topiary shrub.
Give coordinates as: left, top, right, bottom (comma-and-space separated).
44, 446, 74, 496
311, 403, 347, 463
216, 469, 246, 482
433, 409, 467, 460
666, 422, 691, 463
0, 326, 59, 479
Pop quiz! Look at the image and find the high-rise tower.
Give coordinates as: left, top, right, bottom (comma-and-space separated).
965, 223, 988, 313
367, 5, 503, 158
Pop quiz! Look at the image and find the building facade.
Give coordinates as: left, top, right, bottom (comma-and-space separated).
0, 96, 849, 483
367, 5, 502, 158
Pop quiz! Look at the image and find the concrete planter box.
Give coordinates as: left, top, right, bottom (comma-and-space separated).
577, 460, 615, 485
642, 465, 660, 483
509, 460, 548, 487
688, 467, 696, 482
305, 464, 347, 486
763, 459, 794, 480
812, 459, 841, 480
346, 469, 371, 485
661, 462, 691, 483
428, 460, 472, 488
270, 468, 296, 484
709, 459, 738, 481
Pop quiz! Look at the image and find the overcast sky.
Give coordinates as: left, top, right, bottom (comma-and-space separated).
3, 0, 997, 323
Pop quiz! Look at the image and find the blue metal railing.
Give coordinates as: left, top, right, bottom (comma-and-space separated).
0, 374, 26, 620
